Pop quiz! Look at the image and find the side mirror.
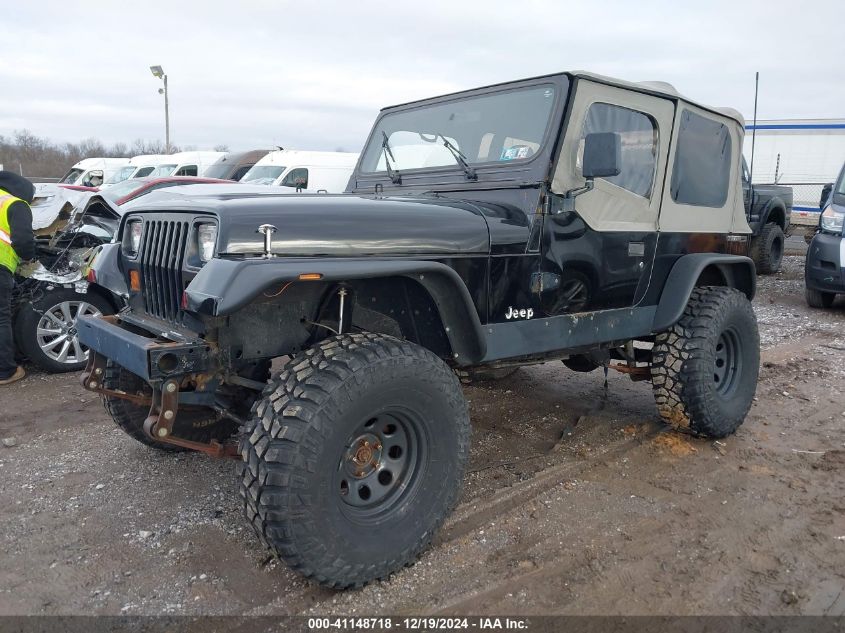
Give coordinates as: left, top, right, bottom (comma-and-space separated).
820, 182, 833, 209
582, 132, 621, 179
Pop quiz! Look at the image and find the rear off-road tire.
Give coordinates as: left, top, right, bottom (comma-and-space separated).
651, 287, 759, 438
239, 333, 470, 588
102, 362, 241, 451
750, 222, 784, 274
805, 287, 835, 309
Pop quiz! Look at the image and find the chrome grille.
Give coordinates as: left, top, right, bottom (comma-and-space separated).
139, 219, 190, 322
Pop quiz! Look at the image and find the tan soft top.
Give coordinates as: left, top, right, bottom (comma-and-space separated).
570, 71, 745, 127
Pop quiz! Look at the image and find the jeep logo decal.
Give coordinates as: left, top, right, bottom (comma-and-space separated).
505, 306, 534, 320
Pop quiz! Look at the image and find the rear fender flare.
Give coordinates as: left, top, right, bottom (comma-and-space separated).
760, 199, 787, 229
184, 258, 487, 364
652, 254, 756, 333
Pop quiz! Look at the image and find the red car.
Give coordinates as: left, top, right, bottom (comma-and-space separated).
101, 176, 233, 206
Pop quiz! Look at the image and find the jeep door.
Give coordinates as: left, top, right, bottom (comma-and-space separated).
544, 79, 675, 315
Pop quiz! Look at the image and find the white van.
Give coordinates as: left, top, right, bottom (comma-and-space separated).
240, 150, 359, 192
102, 154, 170, 187
56, 157, 130, 188
148, 151, 227, 178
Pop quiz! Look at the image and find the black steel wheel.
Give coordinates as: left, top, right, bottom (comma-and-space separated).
651, 286, 759, 438
240, 333, 470, 588
336, 411, 423, 517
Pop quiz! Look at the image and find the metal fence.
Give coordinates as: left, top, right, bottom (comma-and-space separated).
776, 182, 826, 213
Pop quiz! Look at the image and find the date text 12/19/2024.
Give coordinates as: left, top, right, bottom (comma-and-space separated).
307, 617, 529, 630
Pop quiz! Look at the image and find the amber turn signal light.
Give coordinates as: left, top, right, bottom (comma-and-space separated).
298, 273, 323, 281
129, 269, 141, 292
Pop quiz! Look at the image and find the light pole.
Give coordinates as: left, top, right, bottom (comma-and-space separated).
149, 65, 170, 154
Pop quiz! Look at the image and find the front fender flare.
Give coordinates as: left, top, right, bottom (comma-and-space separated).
184, 257, 487, 364
652, 254, 756, 333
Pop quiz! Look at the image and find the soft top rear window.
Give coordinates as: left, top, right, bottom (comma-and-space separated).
670, 109, 732, 208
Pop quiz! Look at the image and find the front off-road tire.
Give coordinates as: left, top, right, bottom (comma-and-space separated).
750, 222, 784, 274
240, 333, 470, 588
651, 287, 759, 438
102, 362, 240, 451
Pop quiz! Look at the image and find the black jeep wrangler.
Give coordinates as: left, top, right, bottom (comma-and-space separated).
79, 71, 760, 588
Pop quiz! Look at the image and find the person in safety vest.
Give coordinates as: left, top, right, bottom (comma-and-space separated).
0, 171, 36, 385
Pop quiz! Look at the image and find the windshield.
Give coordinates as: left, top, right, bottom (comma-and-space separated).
101, 179, 144, 202
203, 163, 235, 179
59, 168, 84, 184
360, 84, 557, 175
150, 164, 177, 177
105, 165, 136, 185
241, 165, 285, 185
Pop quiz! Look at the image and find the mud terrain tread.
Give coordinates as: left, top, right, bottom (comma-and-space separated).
750, 222, 784, 274
651, 286, 759, 438
239, 333, 470, 589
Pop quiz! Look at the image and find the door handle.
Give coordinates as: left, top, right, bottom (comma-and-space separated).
628, 242, 645, 257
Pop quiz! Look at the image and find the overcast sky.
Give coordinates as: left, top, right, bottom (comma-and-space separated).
2, 0, 842, 154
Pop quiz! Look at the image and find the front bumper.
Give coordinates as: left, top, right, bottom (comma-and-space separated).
77, 314, 214, 381
805, 232, 845, 294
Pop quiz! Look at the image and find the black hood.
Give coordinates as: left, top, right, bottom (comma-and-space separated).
0, 171, 35, 204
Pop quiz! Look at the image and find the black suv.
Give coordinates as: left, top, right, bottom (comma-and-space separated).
79, 71, 760, 588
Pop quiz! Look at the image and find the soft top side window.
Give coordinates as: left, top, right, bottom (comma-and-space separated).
577, 102, 658, 199
670, 109, 731, 207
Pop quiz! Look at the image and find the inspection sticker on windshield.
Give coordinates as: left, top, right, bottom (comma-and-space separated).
500, 146, 531, 161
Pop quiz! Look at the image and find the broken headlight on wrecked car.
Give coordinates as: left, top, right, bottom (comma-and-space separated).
123, 220, 142, 257
820, 206, 844, 234
196, 223, 218, 262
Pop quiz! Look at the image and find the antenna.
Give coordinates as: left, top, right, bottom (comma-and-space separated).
749, 71, 759, 185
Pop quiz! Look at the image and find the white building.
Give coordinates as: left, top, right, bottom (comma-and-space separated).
743, 119, 845, 219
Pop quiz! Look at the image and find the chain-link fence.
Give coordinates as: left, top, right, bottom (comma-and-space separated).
783, 182, 828, 212
756, 182, 825, 226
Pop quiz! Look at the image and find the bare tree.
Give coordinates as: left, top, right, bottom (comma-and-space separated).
0, 130, 200, 180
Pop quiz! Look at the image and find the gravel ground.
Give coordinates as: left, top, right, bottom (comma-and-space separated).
1, 254, 843, 616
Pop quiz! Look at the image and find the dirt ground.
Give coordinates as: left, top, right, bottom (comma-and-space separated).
1, 255, 843, 616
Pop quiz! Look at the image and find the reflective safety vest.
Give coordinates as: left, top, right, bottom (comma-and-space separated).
0, 188, 25, 273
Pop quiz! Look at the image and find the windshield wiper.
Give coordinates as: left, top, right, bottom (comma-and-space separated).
381, 132, 402, 185
433, 134, 477, 181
